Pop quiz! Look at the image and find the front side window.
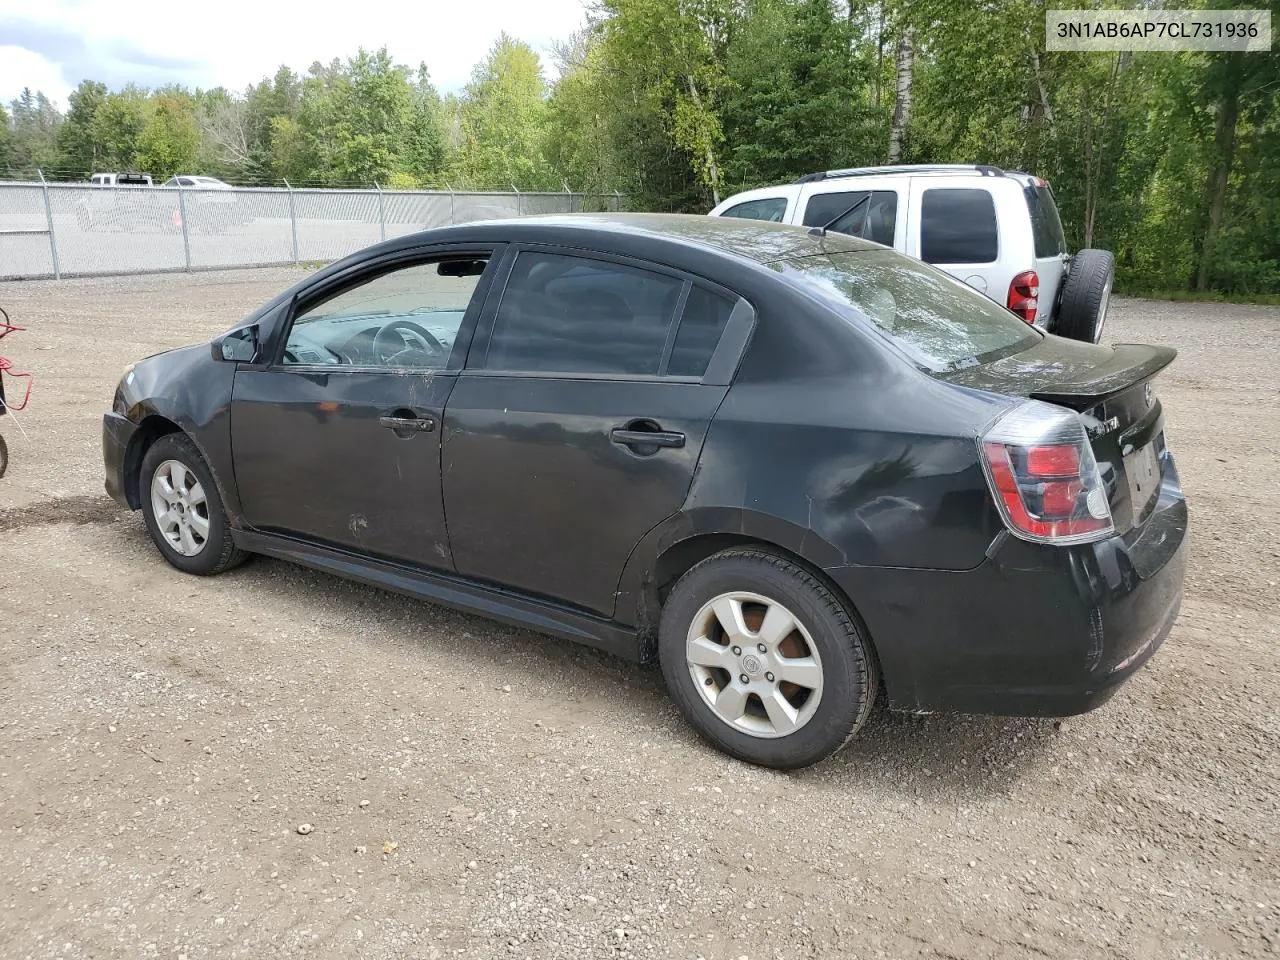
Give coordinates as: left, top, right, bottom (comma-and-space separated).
771, 249, 1038, 372
721, 197, 788, 223
484, 252, 685, 376
919, 188, 998, 264
281, 257, 489, 369
802, 190, 899, 246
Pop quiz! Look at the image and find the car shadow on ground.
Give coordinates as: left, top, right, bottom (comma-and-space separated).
106, 514, 1066, 801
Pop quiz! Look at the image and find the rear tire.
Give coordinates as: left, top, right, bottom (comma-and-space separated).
1056, 249, 1115, 344
140, 433, 245, 576
659, 549, 879, 770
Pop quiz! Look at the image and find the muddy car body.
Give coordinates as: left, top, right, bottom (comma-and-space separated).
103, 214, 1187, 768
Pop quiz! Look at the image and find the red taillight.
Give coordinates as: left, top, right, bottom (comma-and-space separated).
980, 401, 1114, 545
1007, 270, 1039, 324
1026, 443, 1079, 478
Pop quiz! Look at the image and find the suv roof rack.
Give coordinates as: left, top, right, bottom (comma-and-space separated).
795, 164, 1006, 183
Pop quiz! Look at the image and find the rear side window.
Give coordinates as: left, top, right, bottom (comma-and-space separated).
920, 188, 998, 264
485, 252, 684, 376
802, 190, 898, 246
668, 286, 735, 377
1024, 184, 1066, 257
720, 197, 787, 222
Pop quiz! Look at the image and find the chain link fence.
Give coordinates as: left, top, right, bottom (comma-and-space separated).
0, 181, 623, 280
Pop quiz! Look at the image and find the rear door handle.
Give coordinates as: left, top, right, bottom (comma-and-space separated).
379, 415, 435, 433
610, 428, 685, 449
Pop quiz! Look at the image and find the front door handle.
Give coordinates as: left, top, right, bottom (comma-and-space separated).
379, 414, 435, 434
610, 427, 686, 449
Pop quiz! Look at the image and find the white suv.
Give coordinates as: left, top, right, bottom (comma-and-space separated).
709, 164, 1115, 343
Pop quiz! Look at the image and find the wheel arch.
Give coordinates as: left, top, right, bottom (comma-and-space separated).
617, 511, 881, 675
122, 414, 182, 509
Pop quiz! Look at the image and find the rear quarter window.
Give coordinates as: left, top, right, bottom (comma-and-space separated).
920, 188, 998, 264
1025, 184, 1067, 257
720, 197, 788, 222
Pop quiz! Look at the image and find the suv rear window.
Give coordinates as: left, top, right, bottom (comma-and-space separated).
1024, 184, 1066, 257
919, 188, 998, 264
770, 250, 1038, 372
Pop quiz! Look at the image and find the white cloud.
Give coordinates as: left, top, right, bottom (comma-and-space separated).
0, 0, 592, 108
0, 45, 73, 107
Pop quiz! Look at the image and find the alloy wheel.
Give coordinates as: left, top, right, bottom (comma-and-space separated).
685, 591, 824, 739
150, 459, 210, 557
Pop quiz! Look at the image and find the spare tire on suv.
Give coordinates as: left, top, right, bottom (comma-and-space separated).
1056, 249, 1115, 344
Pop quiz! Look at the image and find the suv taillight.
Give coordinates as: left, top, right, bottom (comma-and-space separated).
980, 400, 1114, 545
1007, 270, 1039, 324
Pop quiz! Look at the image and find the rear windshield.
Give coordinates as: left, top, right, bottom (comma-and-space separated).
1024, 184, 1067, 257
770, 250, 1039, 372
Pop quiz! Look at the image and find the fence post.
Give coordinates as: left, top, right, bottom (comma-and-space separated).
176, 180, 193, 272
375, 182, 386, 242
284, 180, 300, 264
446, 183, 455, 225
37, 169, 61, 280
511, 184, 522, 216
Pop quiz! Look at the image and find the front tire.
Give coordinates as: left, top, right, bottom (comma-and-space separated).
140, 433, 245, 576
659, 549, 878, 770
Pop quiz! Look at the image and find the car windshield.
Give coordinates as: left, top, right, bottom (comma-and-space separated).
770, 249, 1040, 372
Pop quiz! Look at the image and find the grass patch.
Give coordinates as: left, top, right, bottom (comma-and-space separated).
1119, 289, 1280, 306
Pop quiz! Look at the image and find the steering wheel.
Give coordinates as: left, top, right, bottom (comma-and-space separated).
372, 320, 445, 366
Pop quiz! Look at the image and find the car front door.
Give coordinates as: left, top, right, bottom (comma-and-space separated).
230, 246, 500, 569
440, 247, 753, 616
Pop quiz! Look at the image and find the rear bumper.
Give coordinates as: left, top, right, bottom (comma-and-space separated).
103, 412, 137, 508
828, 468, 1188, 717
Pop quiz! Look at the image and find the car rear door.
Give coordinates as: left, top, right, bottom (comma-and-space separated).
440, 246, 754, 617
229, 245, 501, 569
906, 177, 1004, 301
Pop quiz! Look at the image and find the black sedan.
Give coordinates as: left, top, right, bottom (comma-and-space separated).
103, 214, 1187, 769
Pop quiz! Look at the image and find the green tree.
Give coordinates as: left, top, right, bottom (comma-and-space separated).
92, 87, 149, 171
451, 33, 554, 190
7, 88, 61, 173
720, 0, 882, 189
406, 64, 448, 184
136, 93, 200, 179
546, 29, 624, 197
55, 80, 108, 177
0, 103, 14, 171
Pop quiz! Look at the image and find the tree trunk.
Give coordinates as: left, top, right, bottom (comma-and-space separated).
1031, 49, 1056, 139
1196, 53, 1245, 292
888, 25, 914, 163
685, 75, 721, 205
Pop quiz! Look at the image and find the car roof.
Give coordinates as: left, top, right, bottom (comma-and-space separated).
429, 212, 882, 264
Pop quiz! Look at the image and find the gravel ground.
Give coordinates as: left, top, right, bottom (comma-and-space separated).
0, 269, 1277, 960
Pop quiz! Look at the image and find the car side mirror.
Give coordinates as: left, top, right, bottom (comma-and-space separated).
213, 325, 258, 363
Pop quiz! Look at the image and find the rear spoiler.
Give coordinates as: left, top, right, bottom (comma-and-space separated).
1030, 344, 1177, 411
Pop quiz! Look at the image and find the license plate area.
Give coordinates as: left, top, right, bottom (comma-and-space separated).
1124, 437, 1162, 525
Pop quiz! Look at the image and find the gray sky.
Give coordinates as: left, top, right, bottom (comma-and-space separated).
0, 0, 592, 108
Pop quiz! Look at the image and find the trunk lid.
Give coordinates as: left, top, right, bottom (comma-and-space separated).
941, 336, 1176, 533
